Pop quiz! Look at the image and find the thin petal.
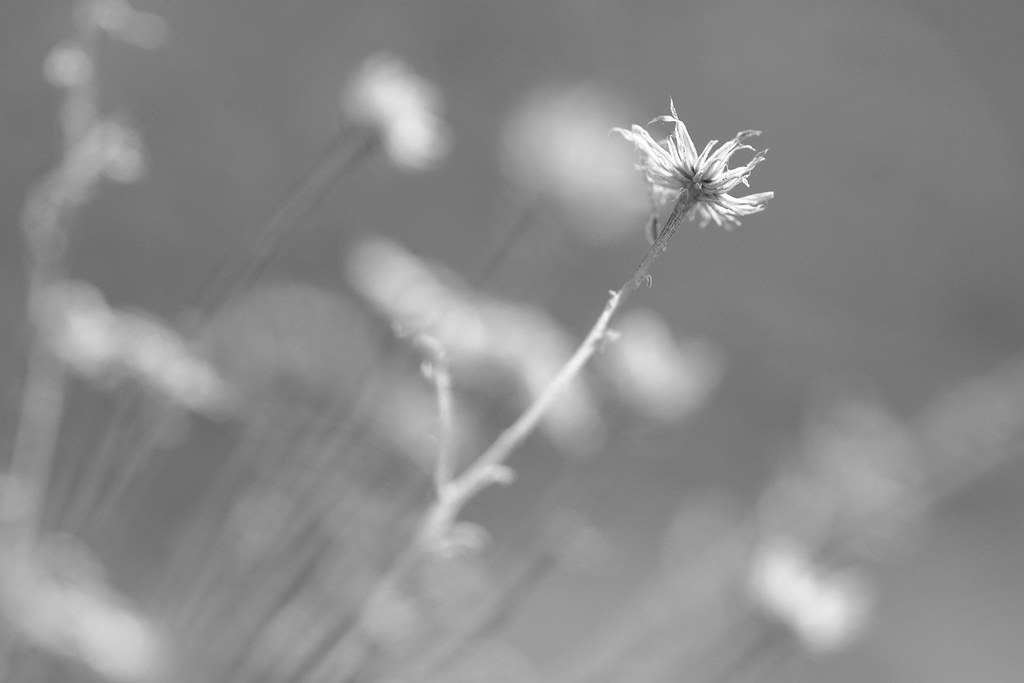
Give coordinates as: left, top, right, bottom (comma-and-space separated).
668, 99, 698, 160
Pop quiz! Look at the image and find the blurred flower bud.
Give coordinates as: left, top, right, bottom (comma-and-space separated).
39, 280, 122, 379
759, 400, 924, 558
92, 118, 147, 184
363, 585, 421, 646
747, 539, 873, 653
116, 312, 230, 413
40, 280, 232, 414
0, 535, 162, 681
603, 309, 723, 423
43, 41, 94, 88
347, 237, 603, 455
501, 84, 648, 241
89, 0, 168, 49
341, 53, 451, 170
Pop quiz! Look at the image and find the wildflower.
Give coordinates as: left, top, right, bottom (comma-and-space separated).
90, 118, 147, 184
88, 0, 168, 49
105, 311, 231, 413
346, 237, 603, 455
0, 534, 161, 681
501, 84, 647, 241
43, 41, 94, 89
362, 584, 422, 645
747, 540, 873, 653
38, 281, 121, 380
21, 117, 147, 255
59, 118, 147, 192
341, 53, 451, 170
39, 280, 231, 414
615, 100, 773, 235
603, 309, 723, 423
803, 402, 922, 556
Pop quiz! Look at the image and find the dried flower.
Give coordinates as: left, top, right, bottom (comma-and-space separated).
341, 53, 451, 170
615, 100, 773, 234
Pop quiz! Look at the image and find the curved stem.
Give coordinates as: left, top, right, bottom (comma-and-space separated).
186, 129, 375, 325
422, 190, 697, 544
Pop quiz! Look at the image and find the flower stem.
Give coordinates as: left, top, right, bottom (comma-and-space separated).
421, 188, 698, 544
1, 1, 107, 558
284, 191, 699, 683
421, 339, 456, 496
2, 292, 67, 562
187, 127, 376, 324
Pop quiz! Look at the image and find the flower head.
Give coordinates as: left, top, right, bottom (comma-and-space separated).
615, 100, 773, 232
747, 539, 873, 653
341, 53, 451, 170
88, 0, 168, 49
39, 280, 232, 414
501, 84, 647, 241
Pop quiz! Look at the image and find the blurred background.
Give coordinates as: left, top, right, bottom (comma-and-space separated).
1, 0, 1024, 681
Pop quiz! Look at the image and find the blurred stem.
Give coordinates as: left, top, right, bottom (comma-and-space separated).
2, 275, 67, 562
57, 390, 144, 535
466, 192, 543, 287
1, 0, 106, 555
422, 190, 698, 546
287, 544, 424, 683
407, 335, 455, 496
701, 622, 791, 683
8, 0, 119, 554
410, 548, 558, 681
64, 0, 101, 144
71, 126, 376, 544
298, 192, 699, 683
187, 127, 376, 324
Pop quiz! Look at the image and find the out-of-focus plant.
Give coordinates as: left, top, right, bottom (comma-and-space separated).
500, 84, 648, 243
10, 3, 1024, 683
